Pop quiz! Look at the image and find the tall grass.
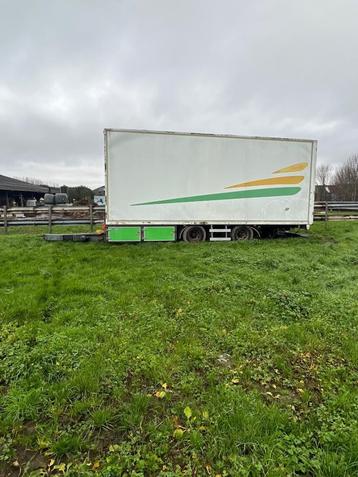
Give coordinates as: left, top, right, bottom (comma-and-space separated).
0, 222, 357, 475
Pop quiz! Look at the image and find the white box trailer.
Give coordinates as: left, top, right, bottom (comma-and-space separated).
104, 129, 317, 242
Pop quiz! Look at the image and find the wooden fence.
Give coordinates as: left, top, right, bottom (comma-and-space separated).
0, 202, 357, 233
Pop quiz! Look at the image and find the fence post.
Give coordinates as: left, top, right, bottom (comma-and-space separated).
4, 205, 7, 233
325, 201, 328, 225
48, 205, 52, 233
90, 204, 94, 232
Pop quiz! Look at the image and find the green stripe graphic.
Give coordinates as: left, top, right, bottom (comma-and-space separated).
132, 187, 301, 206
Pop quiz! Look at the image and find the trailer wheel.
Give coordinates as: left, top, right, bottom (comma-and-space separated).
231, 226, 254, 241
182, 225, 207, 242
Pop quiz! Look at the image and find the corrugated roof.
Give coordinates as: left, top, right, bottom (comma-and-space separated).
92, 185, 105, 195
0, 174, 49, 193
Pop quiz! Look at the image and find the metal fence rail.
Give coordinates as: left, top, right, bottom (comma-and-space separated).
315, 201, 358, 210
0, 202, 357, 233
314, 201, 358, 221
0, 205, 105, 232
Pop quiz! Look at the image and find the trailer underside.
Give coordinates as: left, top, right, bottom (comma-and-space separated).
105, 223, 308, 242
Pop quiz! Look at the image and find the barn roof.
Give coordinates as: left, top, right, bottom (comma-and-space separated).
0, 174, 49, 193
92, 185, 105, 195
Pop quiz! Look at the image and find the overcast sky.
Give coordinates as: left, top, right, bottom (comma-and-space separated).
1, 0, 357, 187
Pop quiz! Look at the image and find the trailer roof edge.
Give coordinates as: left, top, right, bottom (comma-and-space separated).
103, 128, 317, 144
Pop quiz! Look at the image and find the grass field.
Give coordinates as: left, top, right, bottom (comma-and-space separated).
1, 223, 358, 476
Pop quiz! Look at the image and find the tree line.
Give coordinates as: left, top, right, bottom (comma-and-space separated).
59, 185, 93, 204
316, 154, 358, 201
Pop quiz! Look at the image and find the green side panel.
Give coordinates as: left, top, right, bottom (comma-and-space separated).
143, 226, 176, 242
108, 227, 141, 242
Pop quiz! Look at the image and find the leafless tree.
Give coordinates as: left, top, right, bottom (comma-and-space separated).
316, 164, 332, 186
333, 155, 358, 201
316, 164, 332, 201
15, 176, 59, 188
15, 176, 44, 185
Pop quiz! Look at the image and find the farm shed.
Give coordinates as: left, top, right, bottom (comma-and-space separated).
315, 185, 339, 201
0, 174, 50, 206
92, 185, 105, 196
93, 185, 105, 206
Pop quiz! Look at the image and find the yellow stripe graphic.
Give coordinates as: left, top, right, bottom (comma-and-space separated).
225, 175, 304, 189
273, 162, 308, 173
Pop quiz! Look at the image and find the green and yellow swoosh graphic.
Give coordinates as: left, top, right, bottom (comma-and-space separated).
225, 175, 304, 189
273, 162, 308, 173
132, 187, 301, 206
132, 161, 308, 206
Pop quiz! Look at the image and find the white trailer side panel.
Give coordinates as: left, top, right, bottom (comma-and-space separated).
105, 129, 317, 225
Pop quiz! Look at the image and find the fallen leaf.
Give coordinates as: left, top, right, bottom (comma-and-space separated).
173, 428, 184, 439
109, 444, 120, 452
184, 406, 192, 419
155, 390, 166, 399
54, 463, 66, 473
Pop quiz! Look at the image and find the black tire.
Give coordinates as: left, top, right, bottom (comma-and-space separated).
231, 225, 254, 241
182, 225, 207, 243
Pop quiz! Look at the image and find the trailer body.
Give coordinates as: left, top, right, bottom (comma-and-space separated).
104, 129, 317, 242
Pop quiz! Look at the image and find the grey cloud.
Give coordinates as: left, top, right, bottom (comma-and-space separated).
0, 0, 357, 186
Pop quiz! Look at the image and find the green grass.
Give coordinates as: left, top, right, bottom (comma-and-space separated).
0, 224, 95, 236
0, 223, 357, 476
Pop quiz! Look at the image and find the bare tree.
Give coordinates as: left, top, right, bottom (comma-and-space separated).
15, 176, 60, 188
15, 176, 44, 185
316, 164, 332, 186
316, 164, 332, 201
333, 155, 358, 201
